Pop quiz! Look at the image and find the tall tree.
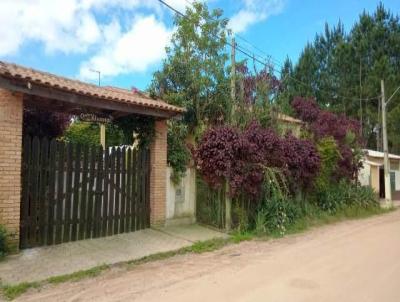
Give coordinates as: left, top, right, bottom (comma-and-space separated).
149, 1, 230, 181
287, 3, 400, 152
150, 2, 230, 134
277, 56, 295, 114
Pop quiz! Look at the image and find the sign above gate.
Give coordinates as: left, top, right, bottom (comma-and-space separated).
79, 113, 113, 123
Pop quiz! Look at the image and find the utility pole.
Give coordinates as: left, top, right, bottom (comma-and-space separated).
381, 80, 392, 207
230, 36, 236, 123
381, 81, 400, 207
225, 35, 236, 232
359, 58, 363, 136
377, 95, 381, 151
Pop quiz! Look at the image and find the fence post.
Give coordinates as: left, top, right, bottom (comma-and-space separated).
149, 119, 167, 226
0, 89, 23, 250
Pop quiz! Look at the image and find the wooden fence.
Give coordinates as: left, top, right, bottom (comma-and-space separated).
20, 136, 150, 249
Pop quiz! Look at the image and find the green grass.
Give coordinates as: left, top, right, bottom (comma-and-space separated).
126, 237, 237, 268
230, 231, 254, 243
188, 237, 230, 253
2, 282, 40, 301
271, 205, 394, 238
0, 205, 394, 300
47, 264, 109, 284
0, 265, 109, 301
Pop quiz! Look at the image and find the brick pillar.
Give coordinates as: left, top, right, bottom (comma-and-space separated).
0, 88, 23, 249
149, 119, 167, 226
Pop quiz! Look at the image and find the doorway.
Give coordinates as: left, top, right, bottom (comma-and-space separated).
379, 168, 385, 198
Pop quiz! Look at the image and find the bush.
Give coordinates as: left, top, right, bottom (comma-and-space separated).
63, 121, 124, 147
255, 197, 302, 236
292, 97, 363, 182
0, 225, 8, 258
167, 121, 191, 184
315, 136, 341, 187
314, 180, 378, 213
193, 121, 321, 199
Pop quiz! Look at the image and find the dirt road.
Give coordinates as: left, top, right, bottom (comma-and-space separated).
16, 209, 400, 302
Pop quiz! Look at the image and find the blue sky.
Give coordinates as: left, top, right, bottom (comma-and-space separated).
0, 0, 399, 91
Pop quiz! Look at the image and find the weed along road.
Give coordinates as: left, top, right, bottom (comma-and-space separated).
16, 209, 400, 302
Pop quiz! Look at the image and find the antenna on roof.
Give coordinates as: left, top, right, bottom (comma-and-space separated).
89, 69, 101, 86
89, 68, 104, 149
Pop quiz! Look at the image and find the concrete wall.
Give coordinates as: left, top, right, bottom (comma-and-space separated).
360, 156, 400, 196
278, 120, 302, 138
166, 167, 196, 225
370, 165, 380, 194
395, 171, 400, 191
358, 163, 371, 187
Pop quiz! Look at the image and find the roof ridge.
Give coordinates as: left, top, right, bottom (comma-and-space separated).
0, 60, 153, 98
0, 60, 184, 114
0, 60, 104, 90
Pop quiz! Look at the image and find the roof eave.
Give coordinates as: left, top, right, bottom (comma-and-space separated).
0, 75, 183, 119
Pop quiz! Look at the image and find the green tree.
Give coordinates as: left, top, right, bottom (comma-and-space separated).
63, 121, 124, 147
289, 3, 400, 152
150, 1, 230, 133
277, 56, 295, 115
150, 2, 230, 180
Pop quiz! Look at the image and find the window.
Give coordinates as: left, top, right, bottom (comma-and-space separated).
390, 171, 396, 193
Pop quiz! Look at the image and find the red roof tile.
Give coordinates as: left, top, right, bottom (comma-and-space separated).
0, 61, 185, 115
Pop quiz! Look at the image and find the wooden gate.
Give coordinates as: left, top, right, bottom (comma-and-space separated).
20, 136, 150, 249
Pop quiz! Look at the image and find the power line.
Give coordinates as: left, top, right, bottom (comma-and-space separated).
232, 38, 379, 102
235, 34, 284, 67
157, 0, 379, 102
234, 41, 379, 102
158, 0, 184, 16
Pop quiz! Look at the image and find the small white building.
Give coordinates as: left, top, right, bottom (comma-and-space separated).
358, 149, 400, 199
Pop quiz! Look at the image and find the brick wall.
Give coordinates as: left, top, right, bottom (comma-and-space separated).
149, 119, 167, 226
0, 88, 23, 248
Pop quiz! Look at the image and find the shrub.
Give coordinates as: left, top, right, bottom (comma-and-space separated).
314, 180, 378, 213
0, 225, 8, 258
281, 134, 321, 192
193, 123, 282, 198
192, 126, 243, 195
255, 197, 302, 236
315, 137, 341, 188
291, 96, 320, 123
63, 121, 124, 147
193, 121, 321, 199
167, 121, 190, 184
291, 97, 363, 182
23, 106, 71, 138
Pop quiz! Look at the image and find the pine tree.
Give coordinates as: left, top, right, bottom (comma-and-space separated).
289, 3, 400, 151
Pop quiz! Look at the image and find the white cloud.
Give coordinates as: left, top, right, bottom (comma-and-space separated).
0, 0, 180, 79
79, 15, 172, 80
229, 0, 285, 33
0, 0, 100, 55
0, 0, 208, 80
0, 0, 177, 57
164, 0, 194, 12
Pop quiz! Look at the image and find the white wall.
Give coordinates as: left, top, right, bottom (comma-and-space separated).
358, 162, 371, 186
393, 170, 400, 191
166, 167, 196, 225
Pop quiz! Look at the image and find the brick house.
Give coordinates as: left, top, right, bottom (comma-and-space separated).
0, 61, 184, 249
